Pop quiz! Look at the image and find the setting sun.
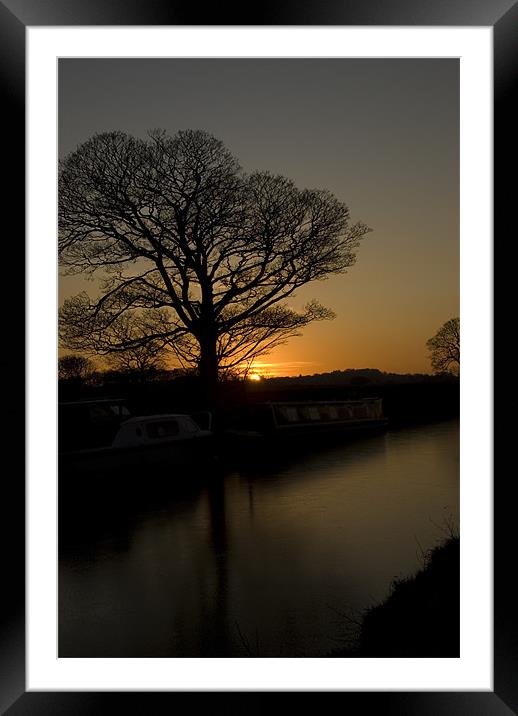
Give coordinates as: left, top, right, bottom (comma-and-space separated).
248, 373, 262, 382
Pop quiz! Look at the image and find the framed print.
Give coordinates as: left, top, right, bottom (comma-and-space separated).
1, 0, 505, 713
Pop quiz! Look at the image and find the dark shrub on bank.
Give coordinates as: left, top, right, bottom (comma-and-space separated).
330, 536, 460, 658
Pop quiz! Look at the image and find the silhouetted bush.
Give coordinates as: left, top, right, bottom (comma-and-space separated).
329, 536, 460, 657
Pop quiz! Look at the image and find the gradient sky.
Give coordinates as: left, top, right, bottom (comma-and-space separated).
59, 58, 459, 376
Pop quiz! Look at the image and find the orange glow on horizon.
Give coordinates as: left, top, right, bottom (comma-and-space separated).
58, 60, 459, 379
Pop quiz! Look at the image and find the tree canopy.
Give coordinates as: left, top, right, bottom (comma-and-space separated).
426, 318, 460, 376
59, 129, 370, 399
58, 354, 96, 382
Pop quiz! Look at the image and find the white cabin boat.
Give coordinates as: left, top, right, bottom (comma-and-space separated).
59, 409, 214, 475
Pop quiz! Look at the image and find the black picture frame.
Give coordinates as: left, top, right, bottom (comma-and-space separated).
1, 0, 504, 712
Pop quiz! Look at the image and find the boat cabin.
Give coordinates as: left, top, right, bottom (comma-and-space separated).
271, 398, 384, 429
111, 414, 209, 448
226, 398, 386, 437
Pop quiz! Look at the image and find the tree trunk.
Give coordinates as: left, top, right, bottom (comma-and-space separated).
198, 333, 219, 408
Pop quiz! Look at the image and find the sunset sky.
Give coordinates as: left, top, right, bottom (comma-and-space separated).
59, 58, 459, 377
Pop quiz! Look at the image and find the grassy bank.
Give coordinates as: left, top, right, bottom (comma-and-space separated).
330, 536, 460, 657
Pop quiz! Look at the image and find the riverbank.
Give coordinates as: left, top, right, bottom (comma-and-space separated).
329, 535, 460, 657
59, 373, 459, 430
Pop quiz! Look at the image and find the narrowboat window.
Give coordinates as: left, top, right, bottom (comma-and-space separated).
275, 406, 299, 424
355, 404, 368, 418
146, 420, 179, 439
299, 406, 319, 422
298, 407, 310, 422
275, 407, 286, 423
319, 407, 331, 421
337, 406, 352, 419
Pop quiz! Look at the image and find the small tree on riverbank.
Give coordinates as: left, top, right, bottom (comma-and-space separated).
426, 318, 460, 376
58, 354, 96, 383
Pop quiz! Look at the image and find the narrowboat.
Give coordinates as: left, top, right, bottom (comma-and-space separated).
223, 398, 388, 449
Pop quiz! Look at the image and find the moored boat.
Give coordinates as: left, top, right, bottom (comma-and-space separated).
223, 398, 388, 451
59, 400, 215, 477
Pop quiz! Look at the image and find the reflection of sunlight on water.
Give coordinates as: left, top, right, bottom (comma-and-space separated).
59, 420, 459, 658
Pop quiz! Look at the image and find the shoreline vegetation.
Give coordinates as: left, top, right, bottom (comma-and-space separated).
329, 535, 460, 658
59, 369, 459, 429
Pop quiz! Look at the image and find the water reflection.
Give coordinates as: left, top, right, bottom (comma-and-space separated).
59, 420, 459, 657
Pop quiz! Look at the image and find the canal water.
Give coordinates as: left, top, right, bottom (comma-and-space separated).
59, 419, 459, 657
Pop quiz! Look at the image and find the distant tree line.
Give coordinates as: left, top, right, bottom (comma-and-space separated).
58, 353, 186, 386
256, 367, 458, 387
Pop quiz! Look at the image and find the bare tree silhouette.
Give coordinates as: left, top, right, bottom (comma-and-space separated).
79, 312, 170, 380
58, 354, 96, 383
426, 318, 460, 376
105, 344, 168, 382
59, 129, 370, 401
